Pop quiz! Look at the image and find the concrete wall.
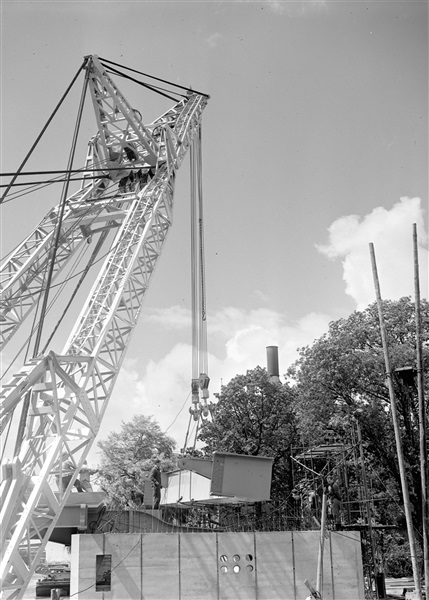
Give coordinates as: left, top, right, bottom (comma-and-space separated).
71, 530, 365, 599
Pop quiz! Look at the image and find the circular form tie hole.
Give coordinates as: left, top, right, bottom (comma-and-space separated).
220, 555, 228, 563
245, 554, 253, 561
233, 565, 240, 573
220, 566, 228, 574
246, 565, 254, 573
232, 554, 240, 562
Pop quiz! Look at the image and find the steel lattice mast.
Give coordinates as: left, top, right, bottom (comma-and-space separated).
0, 55, 208, 599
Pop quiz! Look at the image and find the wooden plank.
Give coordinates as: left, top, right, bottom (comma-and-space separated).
142, 533, 179, 599
256, 531, 295, 600
180, 533, 218, 599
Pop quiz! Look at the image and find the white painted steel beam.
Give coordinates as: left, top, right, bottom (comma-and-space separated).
0, 55, 208, 599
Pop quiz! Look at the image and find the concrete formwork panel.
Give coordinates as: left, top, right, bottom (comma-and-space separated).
142, 533, 179, 599
71, 529, 365, 600
255, 531, 295, 600
70, 534, 106, 600
330, 530, 365, 599
104, 534, 141, 599
217, 532, 256, 600
180, 533, 218, 599
292, 531, 321, 599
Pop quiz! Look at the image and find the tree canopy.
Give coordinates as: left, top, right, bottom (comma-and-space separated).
96, 414, 176, 508
198, 366, 298, 499
286, 296, 429, 535
92, 296, 427, 576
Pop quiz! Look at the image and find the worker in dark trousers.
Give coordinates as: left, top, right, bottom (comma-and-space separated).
149, 458, 162, 509
327, 476, 342, 530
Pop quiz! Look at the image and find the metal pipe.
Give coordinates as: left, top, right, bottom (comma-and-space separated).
413, 224, 429, 600
370, 242, 422, 598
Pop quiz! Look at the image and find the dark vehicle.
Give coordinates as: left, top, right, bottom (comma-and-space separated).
36, 565, 70, 597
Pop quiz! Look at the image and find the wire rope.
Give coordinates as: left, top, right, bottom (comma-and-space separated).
1, 226, 124, 308
0, 191, 116, 381
0, 167, 136, 178
192, 418, 200, 453
41, 229, 109, 353
0, 150, 115, 195
0, 175, 109, 188
12, 237, 90, 455
0, 161, 116, 204
14, 181, 106, 357
98, 57, 210, 99
0, 210, 121, 379
103, 66, 182, 103
196, 126, 208, 377
1, 159, 119, 309
164, 391, 191, 434
32, 66, 90, 357
1, 178, 73, 205
68, 536, 142, 598
0, 58, 88, 205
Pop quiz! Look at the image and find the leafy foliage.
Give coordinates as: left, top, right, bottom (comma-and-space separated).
96, 415, 176, 508
286, 297, 429, 536
383, 534, 424, 577
198, 366, 298, 499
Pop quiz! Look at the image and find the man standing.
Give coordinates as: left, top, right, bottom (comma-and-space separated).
327, 476, 342, 530
57, 454, 83, 493
79, 460, 97, 492
149, 458, 162, 509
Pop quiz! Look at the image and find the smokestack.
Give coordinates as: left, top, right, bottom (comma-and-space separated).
266, 346, 280, 383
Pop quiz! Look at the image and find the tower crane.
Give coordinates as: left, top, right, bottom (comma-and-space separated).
0, 55, 209, 599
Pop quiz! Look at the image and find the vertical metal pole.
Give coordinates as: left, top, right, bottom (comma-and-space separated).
369, 243, 422, 598
356, 418, 379, 597
316, 490, 327, 595
413, 224, 429, 600
342, 447, 352, 525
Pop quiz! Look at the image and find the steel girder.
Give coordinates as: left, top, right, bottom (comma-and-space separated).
0, 55, 208, 599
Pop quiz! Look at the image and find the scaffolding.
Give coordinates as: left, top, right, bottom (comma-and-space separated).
291, 428, 396, 599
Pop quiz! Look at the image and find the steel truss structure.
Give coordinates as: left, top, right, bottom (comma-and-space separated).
0, 55, 208, 599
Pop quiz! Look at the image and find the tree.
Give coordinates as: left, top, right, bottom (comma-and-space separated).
96, 414, 176, 508
286, 297, 429, 538
198, 366, 298, 500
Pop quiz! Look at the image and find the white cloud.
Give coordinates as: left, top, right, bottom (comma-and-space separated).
316, 197, 428, 310
252, 289, 270, 303
92, 307, 332, 459
143, 305, 191, 329
265, 0, 327, 16
92, 198, 428, 460
206, 32, 223, 48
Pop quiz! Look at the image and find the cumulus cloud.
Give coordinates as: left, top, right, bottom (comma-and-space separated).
92, 307, 332, 459
91, 197, 427, 460
144, 305, 191, 329
265, 0, 327, 16
316, 197, 428, 310
206, 32, 223, 48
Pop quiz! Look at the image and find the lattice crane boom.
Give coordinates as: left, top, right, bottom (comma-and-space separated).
0, 55, 208, 599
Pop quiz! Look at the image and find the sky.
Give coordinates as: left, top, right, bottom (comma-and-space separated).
0, 0, 428, 465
